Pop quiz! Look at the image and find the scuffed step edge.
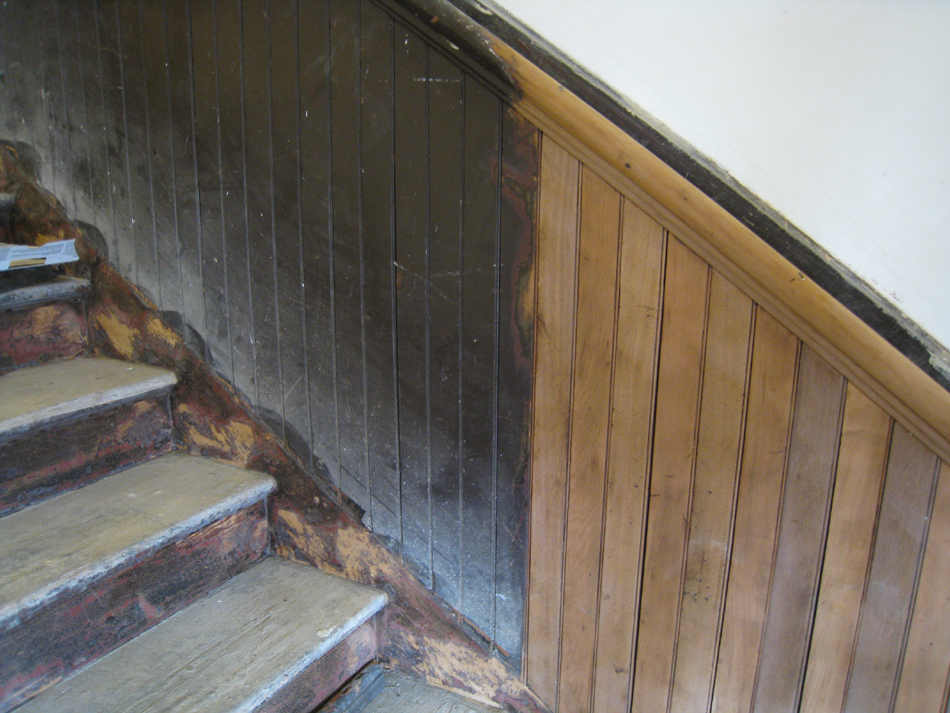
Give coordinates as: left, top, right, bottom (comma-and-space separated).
0, 458, 276, 628
17, 560, 388, 713
0, 276, 89, 312
0, 365, 176, 442
0, 503, 270, 713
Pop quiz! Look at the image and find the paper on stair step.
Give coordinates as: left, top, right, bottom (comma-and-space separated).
0, 241, 78, 271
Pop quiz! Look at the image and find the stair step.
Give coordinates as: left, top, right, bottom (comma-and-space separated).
0, 453, 275, 629
0, 454, 276, 710
347, 671, 498, 713
0, 356, 176, 442
17, 559, 387, 713
0, 276, 88, 312
0, 282, 87, 373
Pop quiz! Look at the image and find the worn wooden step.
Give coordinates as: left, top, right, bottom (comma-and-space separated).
0, 275, 89, 312
336, 670, 498, 713
0, 454, 276, 711
0, 357, 177, 513
16, 558, 388, 713
0, 357, 175, 441
0, 276, 89, 373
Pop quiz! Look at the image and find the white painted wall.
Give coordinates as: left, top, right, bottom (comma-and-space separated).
489, 0, 950, 353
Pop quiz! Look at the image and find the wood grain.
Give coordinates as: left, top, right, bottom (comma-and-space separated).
799, 383, 891, 713
753, 346, 846, 712
525, 138, 580, 708
590, 200, 665, 713
492, 38, 950, 468
894, 460, 950, 713
0, 504, 268, 710
668, 272, 753, 713
712, 309, 799, 713
254, 621, 379, 713
844, 424, 940, 713
556, 166, 622, 713
17, 560, 387, 713
630, 237, 709, 713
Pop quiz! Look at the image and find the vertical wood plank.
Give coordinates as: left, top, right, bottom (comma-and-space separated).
668, 272, 753, 713
298, 0, 334, 480
242, 0, 281, 423
96, 0, 134, 278
800, 383, 891, 713
427, 49, 464, 608
270, 0, 305, 443
630, 236, 709, 713
753, 346, 846, 712
591, 201, 665, 713
526, 138, 580, 709
458, 77, 501, 638
165, 0, 205, 345
711, 309, 799, 713
27, 2, 56, 195
894, 461, 950, 713
358, 1, 400, 546
7, 2, 40, 164
493, 108, 538, 666
0, 1, 15, 144
117, 0, 157, 300
58, 0, 95, 224
140, 0, 182, 321
393, 24, 430, 583
215, 0, 253, 401
329, 0, 368, 512
75, 0, 114, 235
844, 425, 940, 713
190, 0, 230, 382
43, 0, 74, 215
556, 166, 622, 713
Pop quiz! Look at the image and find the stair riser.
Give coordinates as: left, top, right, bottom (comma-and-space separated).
0, 303, 86, 374
0, 502, 269, 712
251, 620, 378, 713
0, 397, 174, 515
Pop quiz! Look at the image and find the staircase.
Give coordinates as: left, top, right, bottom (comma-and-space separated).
0, 275, 388, 712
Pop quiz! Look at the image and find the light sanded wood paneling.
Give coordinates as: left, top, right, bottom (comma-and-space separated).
525, 138, 580, 708
630, 237, 709, 713
753, 346, 846, 712
492, 36, 950, 470
711, 310, 799, 713
591, 200, 665, 712
895, 461, 950, 712
525, 135, 950, 713
800, 384, 892, 712
556, 166, 622, 713
668, 273, 753, 713
844, 425, 940, 713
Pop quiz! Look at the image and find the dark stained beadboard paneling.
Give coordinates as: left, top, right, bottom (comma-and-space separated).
0, 0, 537, 667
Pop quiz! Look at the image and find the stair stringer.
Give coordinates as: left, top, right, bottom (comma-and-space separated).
1, 132, 549, 713
84, 239, 547, 713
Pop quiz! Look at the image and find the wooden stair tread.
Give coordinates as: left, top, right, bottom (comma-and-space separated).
17, 559, 388, 713
0, 276, 88, 312
358, 672, 497, 713
0, 357, 176, 440
0, 453, 275, 627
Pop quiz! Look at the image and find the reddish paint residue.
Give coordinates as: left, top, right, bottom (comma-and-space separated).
0, 505, 268, 710
0, 304, 87, 373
